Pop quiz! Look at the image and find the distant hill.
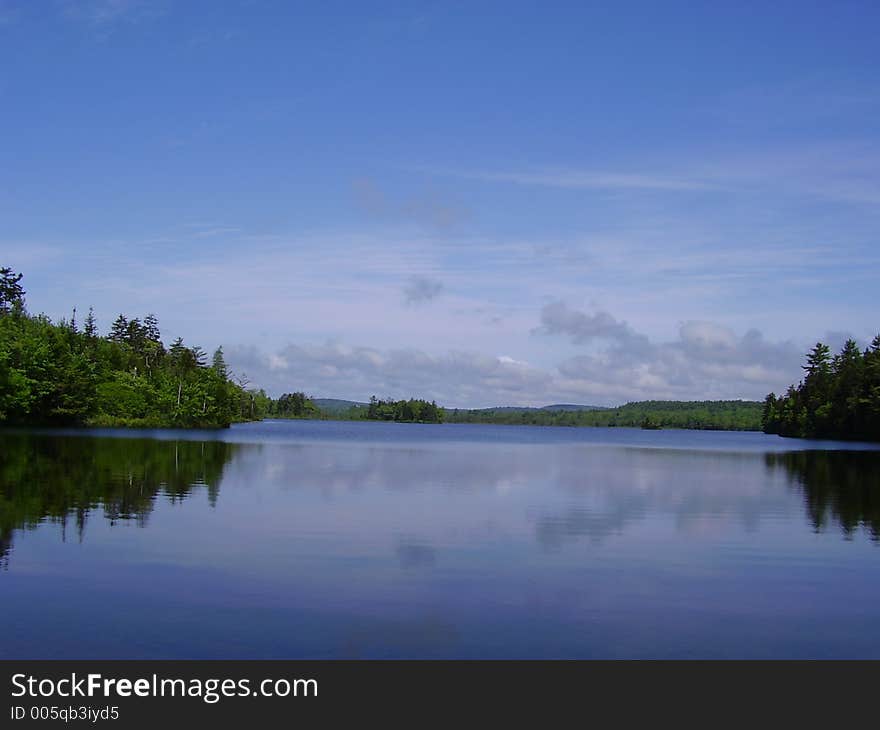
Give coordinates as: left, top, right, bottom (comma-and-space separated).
541, 404, 608, 412
313, 398, 367, 414
314, 399, 606, 414
456, 404, 606, 413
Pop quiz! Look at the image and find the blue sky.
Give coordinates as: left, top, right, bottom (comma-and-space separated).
2, 1, 879, 406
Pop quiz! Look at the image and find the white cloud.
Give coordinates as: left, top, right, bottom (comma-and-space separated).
222, 301, 816, 407
225, 342, 554, 407
543, 303, 807, 402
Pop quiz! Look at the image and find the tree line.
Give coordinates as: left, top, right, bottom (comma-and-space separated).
445, 400, 763, 430
762, 336, 880, 441
280, 397, 761, 430
330, 396, 445, 423
361, 396, 444, 423
0, 268, 266, 428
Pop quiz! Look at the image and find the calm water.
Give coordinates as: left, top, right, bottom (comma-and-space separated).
2, 420, 879, 659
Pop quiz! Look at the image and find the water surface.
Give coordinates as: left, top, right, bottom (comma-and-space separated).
2, 420, 879, 658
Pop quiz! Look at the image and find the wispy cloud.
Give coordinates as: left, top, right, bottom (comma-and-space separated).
690, 142, 880, 206
10, 219, 875, 361
440, 168, 714, 192
402, 275, 444, 306
352, 177, 470, 230
709, 76, 880, 131
432, 140, 880, 206
190, 226, 242, 239
58, 0, 161, 27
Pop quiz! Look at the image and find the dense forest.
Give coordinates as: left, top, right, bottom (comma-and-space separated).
762, 337, 880, 441
445, 400, 763, 430
0, 268, 268, 428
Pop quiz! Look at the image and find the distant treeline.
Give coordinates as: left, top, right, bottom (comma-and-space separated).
763, 337, 880, 441
0, 268, 267, 428
275, 397, 762, 430
355, 396, 445, 423
266, 394, 445, 423
445, 400, 763, 430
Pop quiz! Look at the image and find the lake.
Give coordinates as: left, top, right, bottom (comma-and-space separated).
2, 419, 879, 659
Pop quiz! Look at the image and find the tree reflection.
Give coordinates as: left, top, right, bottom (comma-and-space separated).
766, 450, 880, 540
0, 433, 236, 566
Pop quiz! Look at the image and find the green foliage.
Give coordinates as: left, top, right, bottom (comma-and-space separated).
0, 268, 25, 315
446, 400, 762, 430
351, 396, 445, 423
270, 391, 320, 419
0, 268, 260, 429
763, 335, 880, 441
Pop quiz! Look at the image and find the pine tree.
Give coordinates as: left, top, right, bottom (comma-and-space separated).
109, 314, 128, 343
766, 335, 880, 440
0, 267, 25, 314
211, 347, 228, 378
168, 338, 191, 370
191, 346, 207, 368
803, 342, 832, 376
831, 339, 864, 437
125, 318, 144, 350
84, 307, 97, 339
143, 313, 160, 343
762, 393, 779, 433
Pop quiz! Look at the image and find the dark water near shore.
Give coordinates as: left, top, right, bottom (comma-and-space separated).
2, 420, 879, 658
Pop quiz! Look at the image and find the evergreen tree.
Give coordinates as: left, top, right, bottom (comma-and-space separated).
168, 338, 189, 367
191, 346, 207, 368
803, 342, 831, 376
765, 335, 880, 441
211, 347, 228, 378
0, 270, 252, 429
125, 318, 145, 350
84, 307, 97, 339
0, 268, 25, 314
143, 313, 160, 343
109, 314, 128, 343
761, 393, 779, 434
